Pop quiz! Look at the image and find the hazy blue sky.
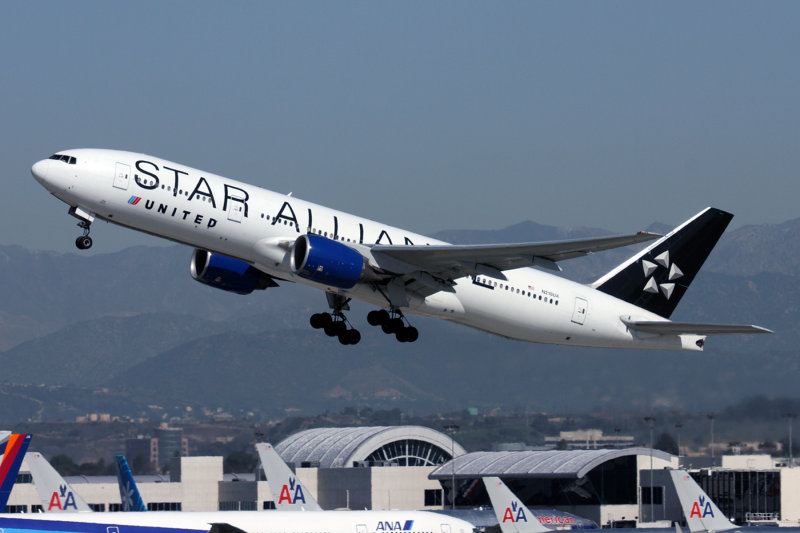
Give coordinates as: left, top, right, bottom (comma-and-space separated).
4, 2, 798, 253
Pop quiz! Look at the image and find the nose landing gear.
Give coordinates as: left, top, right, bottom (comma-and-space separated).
75, 220, 92, 250
69, 206, 95, 250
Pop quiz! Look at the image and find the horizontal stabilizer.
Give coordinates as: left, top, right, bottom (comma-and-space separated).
623, 319, 773, 336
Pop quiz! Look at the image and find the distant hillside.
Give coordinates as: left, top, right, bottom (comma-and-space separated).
0, 214, 797, 421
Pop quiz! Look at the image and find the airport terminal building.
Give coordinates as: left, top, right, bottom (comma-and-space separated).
6, 425, 800, 528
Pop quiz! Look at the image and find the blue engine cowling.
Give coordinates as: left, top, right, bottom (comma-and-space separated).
190, 249, 276, 295
291, 234, 366, 289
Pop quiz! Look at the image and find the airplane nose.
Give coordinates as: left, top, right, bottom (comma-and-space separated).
31, 159, 50, 185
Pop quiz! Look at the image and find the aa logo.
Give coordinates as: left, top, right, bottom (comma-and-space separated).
502, 500, 528, 523
278, 476, 307, 505
48, 484, 78, 510
690, 495, 715, 518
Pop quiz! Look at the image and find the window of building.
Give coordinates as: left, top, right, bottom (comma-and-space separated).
424, 489, 443, 506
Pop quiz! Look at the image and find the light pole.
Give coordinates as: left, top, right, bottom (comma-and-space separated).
644, 416, 655, 523
675, 423, 683, 457
783, 413, 797, 466
444, 424, 460, 510
707, 413, 715, 466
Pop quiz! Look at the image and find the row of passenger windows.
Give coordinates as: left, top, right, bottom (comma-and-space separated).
49, 153, 77, 164
475, 276, 559, 305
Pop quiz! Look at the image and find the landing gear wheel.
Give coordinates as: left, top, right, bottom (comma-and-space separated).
338, 329, 361, 345
310, 313, 332, 329
75, 235, 93, 250
367, 309, 390, 326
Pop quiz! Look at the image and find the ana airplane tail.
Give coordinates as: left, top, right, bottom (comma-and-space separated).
0, 433, 33, 511
483, 476, 550, 533
669, 469, 736, 533
25, 452, 92, 512
115, 455, 147, 512
256, 442, 322, 511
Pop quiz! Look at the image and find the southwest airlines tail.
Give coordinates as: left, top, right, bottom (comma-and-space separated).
483, 476, 550, 533
593, 207, 732, 318
255, 442, 322, 511
0, 433, 33, 511
669, 469, 736, 533
25, 452, 92, 512
115, 455, 147, 512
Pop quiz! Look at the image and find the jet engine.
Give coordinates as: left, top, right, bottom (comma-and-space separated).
291, 234, 372, 289
190, 249, 276, 295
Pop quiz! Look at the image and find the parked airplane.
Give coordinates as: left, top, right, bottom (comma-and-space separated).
116, 455, 147, 512
255, 443, 322, 511
0, 508, 477, 533
483, 476, 551, 533
670, 469, 737, 532
25, 452, 92, 512
0, 434, 33, 511
31, 150, 770, 347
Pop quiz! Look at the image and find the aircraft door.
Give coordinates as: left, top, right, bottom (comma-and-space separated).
356, 525, 367, 533
113, 162, 130, 190
227, 198, 245, 222
441, 525, 452, 533
571, 297, 588, 325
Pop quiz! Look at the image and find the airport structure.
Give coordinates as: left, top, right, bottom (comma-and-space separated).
4, 425, 800, 528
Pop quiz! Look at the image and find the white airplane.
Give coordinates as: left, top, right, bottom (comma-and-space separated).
483, 476, 551, 533
255, 442, 323, 511
670, 469, 736, 532
31, 149, 770, 348
25, 452, 92, 512
0, 509, 477, 533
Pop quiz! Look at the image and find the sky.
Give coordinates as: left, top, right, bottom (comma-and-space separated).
3, 2, 799, 253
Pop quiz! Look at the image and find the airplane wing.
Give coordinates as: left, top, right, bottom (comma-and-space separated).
370, 232, 661, 280
622, 319, 773, 335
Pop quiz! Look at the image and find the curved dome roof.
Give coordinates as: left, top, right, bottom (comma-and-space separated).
429, 447, 674, 479
275, 426, 467, 469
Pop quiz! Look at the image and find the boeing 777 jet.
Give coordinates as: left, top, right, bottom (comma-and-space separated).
31, 149, 770, 348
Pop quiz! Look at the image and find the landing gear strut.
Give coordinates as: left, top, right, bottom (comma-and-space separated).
367, 309, 418, 342
309, 292, 361, 345
75, 220, 93, 250
69, 206, 95, 250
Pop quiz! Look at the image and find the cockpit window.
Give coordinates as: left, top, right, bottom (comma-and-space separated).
49, 154, 77, 165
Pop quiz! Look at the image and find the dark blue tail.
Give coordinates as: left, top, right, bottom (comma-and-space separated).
0, 434, 33, 511
593, 208, 733, 318
115, 454, 147, 512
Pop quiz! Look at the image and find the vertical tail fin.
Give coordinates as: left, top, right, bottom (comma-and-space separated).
592, 208, 733, 318
669, 470, 736, 532
115, 455, 147, 512
0, 433, 33, 511
483, 476, 550, 533
256, 442, 322, 511
25, 452, 92, 512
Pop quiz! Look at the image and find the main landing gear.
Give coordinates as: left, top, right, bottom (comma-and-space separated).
75, 220, 93, 250
367, 309, 419, 343
310, 292, 361, 345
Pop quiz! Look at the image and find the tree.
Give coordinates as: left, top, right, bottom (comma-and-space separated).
224, 450, 257, 473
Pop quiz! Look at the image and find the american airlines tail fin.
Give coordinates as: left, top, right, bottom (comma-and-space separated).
669, 470, 736, 533
25, 452, 92, 512
593, 207, 733, 319
256, 442, 322, 511
483, 476, 550, 533
0, 433, 33, 511
115, 455, 147, 512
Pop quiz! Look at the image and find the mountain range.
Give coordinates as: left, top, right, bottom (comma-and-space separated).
0, 215, 797, 422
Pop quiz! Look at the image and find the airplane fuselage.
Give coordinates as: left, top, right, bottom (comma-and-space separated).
32, 149, 703, 350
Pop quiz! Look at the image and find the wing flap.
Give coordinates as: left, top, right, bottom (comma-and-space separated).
623, 319, 773, 335
371, 232, 660, 278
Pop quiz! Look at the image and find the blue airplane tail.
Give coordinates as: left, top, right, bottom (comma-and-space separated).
115, 454, 147, 512
0, 434, 33, 511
